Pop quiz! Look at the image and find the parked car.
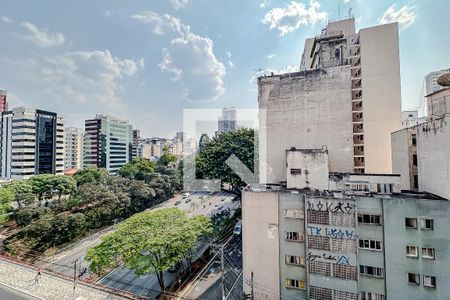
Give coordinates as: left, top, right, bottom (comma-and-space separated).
233, 221, 242, 235
183, 192, 190, 198
185, 198, 192, 203
175, 200, 181, 206
217, 204, 223, 210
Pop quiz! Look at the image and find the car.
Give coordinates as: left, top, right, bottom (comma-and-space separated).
214, 204, 219, 207
217, 204, 223, 210
221, 198, 226, 202
185, 198, 192, 203
175, 200, 181, 206
183, 192, 190, 198
233, 221, 242, 235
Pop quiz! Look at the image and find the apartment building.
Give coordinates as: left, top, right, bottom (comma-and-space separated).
132, 129, 141, 159
0, 90, 8, 112
218, 107, 237, 134
401, 110, 427, 129
243, 148, 450, 300
83, 115, 132, 174
64, 127, 84, 170
259, 18, 401, 184
0, 107, 64, 179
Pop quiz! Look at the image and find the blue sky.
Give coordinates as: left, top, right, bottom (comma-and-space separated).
0, 0, 448, 137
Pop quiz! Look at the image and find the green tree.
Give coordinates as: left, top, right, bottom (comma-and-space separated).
0, 187, 15, 224
86, 208, 212, 291
49, 176, 77, 200
73, 167, 108, 187
5, 180, 34, 207
118, 158, 156, 180
196, 128, 256, 196
158, 148, 177, 168
29, 175, 54, 205
14, 207, 51, 227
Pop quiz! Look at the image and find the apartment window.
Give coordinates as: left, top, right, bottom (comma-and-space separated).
334, 264, 358, 281
285, 231, 304, 242
360, 292, 385, 300
421, 219, 434, 230
423, 275, 436, 288
412, 134, 417, 146
285, 255, 304, 266
307, 210, 329, 225
358, 214, 381, 225
406, 246, 418, 258
413, 175, 419, 189
308, 235, 330, 251
333, 290, 358, 300
309, 261, 331, 277
377, 183, 393, 194
408, 273, 420, 285
422, 247, 435, 259
284, 209, 304, 219
310, 286, 332, 300
413, 154, 418, 167
285, 278, 305, 290
359, 239, 382, 251
360, 265, 384, 278
290, 168, 302, 175
405, 218, 418, 229
332, 238, 356, 253
331, 212, 355, 227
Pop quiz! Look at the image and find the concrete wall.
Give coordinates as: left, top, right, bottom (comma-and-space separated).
417, 117, 450, 200
391, 129, 412, 190
258, 67, 354, 184
286, 149, 329, 190
359, 23, 402, 174
242, 190, 280, 299
383, 197, 450, 300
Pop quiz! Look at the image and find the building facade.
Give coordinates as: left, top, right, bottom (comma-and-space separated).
401, 110, 427, 129
260, 18, 401, 184
425, 68, 450, 96
83, 115, 132, 174
131, 129, 141, 160
0, 90, 8, 112
0, 107, 64, 179
64, 127, 84, 170
218, 107, 237, 134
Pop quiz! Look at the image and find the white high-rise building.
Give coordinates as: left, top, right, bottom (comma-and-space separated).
0, 107, 64, 179
64, 127, 84, 170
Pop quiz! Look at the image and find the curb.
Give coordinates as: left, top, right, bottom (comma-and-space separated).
0, 282, 44, 300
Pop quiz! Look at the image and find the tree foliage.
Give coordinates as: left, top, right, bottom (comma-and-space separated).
73, 167, 108, 186
118, 158, 156, 180
86, 208, 212, 291
0, 187, 15, 223
5, 180, 33, 208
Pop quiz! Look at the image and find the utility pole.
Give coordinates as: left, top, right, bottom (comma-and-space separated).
72, 258, 78, 300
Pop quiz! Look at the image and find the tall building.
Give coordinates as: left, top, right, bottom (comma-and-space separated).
260, 18, 401, 184
0, 90, 8, 112
131, 129, 141, 160
174, 132, 186, 156
401, 110, 427, 129
0, 107, 64, 179
425, 68, 450, 96
64, 127, 84, 170
243, 148, 450, 300
218, 107, 237, 133
83, 115, 132, 174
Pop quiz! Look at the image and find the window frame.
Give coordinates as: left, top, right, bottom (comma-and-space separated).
420, 219, 434, 230
285, 231, 304, 242
285, 255, 305, 266
359, 239, 382, 251
358, 214, 382, 225
423, 275, 436, 288
406, 245, 418, 258
285, 278, 305, 290
405, 217, 418, 229
421, 247, 435, 260
407, 273, 420, 286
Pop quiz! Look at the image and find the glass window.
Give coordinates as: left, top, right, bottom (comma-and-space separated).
408, 273, 420, 285
422, 247, 435, 259
405, 218, 418, 229
421, 219, 434, 230
423, 275, 436, 288
406, 246, 418, 257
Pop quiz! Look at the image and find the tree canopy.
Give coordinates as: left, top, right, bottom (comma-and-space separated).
73, 167, 108, 186
118, 157, 156, 180
0, 187, 14, 223
86, 208, 212, 291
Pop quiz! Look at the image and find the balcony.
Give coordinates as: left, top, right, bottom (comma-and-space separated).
354, 157, 365, 167
351, 69, 361, 78
352, 90, 363, 100
353, 123, 364, 134
353, 112, 364, 123
352, 102, 363, 112
354, 167, 365, 174
351, 57, 361, 67
354, 145, 365, 156
353, 134, 364, 145
352, 79, 362, 90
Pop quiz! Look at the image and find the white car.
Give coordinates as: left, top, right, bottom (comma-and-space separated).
182, 192, 190, 198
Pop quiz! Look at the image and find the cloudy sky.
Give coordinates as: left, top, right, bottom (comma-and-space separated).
0, 0, 448, 137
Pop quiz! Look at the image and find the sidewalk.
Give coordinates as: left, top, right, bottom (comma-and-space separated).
0, 258, 130, 300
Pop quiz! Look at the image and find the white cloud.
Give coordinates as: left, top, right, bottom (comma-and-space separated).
262, 0, 327, 36
134, 11, 226, 101
20, 21, 65, 47
170, 0, 190, 10
379, 4, 416, 29
266, 54, 276, 59
1, 16, 12, 23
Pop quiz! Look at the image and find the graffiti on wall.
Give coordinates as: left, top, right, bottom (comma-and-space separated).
307, 225, 358, 240
307, 251, 351, 265
307, 200, 355, 214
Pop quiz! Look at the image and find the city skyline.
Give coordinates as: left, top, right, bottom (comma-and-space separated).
1, 0, 449, 137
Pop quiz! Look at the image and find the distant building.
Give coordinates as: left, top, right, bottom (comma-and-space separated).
401, 110, 427, 129
260, 18, 401, 185
174, 132, 186, 156
132, 129, 141, 159
83, 115, 132, 174
137, 137, 168, 160
425, 68, 449, 96
0, 107, 64, 179
0, 90, 8, 112
64, 127, 84, 170
218, 107, 237, 134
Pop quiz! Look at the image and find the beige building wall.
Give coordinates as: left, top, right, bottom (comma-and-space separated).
391, 129, 411, 190
359, 23, 402, 174
242, 191, 280, 299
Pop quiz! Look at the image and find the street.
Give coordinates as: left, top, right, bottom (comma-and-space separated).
0, 283, 39, 300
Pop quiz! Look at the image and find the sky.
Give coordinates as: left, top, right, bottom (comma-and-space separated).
0, 0, 449, 138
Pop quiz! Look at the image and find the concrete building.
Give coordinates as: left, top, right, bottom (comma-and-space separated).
83, 115, 132, 174
425, 68, 449, 96
0, 107, 64, 179
243, 148, 450, 300
64, 127, 84, 170
401, 110, 426, 129
260, 18, 401, 184
0, 90, 8, 112
218, 107, 237, 134
131, 129, 141, 160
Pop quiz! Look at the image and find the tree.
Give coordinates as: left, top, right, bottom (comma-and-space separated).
118, 158, 156, 180
73, 167, 108, 187
5, 180, 34, 207
0, 187, 14, 224
198, 133, 211, 151
49, 176, 77, 200
158, 148, 177, 168
86, 208, 212, 291
195, 128, 256, 196
29, 175, 54, 205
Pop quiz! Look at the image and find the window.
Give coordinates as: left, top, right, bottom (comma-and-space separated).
412, 134, 417, 146
285, 231, 304, 242
285, 278, 305, 289
307, 210, 329, 225
284, 209, 304, 219
360, 265, 384, 278
377, 183, 393, 194
413, 154, 418, 167
413, 175, 418, 189
421, 219, 434, 230
405, 218, 418, 229
309, 261, 331, 277
290, 168, 302, 175
308, 235, 330, 251
334, 264, 357, 280
360, 292, 385, 300
406, 246, 418, 257
423, 275, 436, 288
408, 273, 420, 285
333, 290, 358, 300
359, 239, 382, 251
332, 238, 356, 253
358, 214, 381, 225
422, 247, 435, 259
310, 286, 332, 300
285, 255, 304, 266
331, 212, 355, 227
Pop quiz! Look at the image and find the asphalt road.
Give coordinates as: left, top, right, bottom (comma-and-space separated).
0, 283, 39, 300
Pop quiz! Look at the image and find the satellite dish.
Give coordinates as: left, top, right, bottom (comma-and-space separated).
437, 72, 450, 87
